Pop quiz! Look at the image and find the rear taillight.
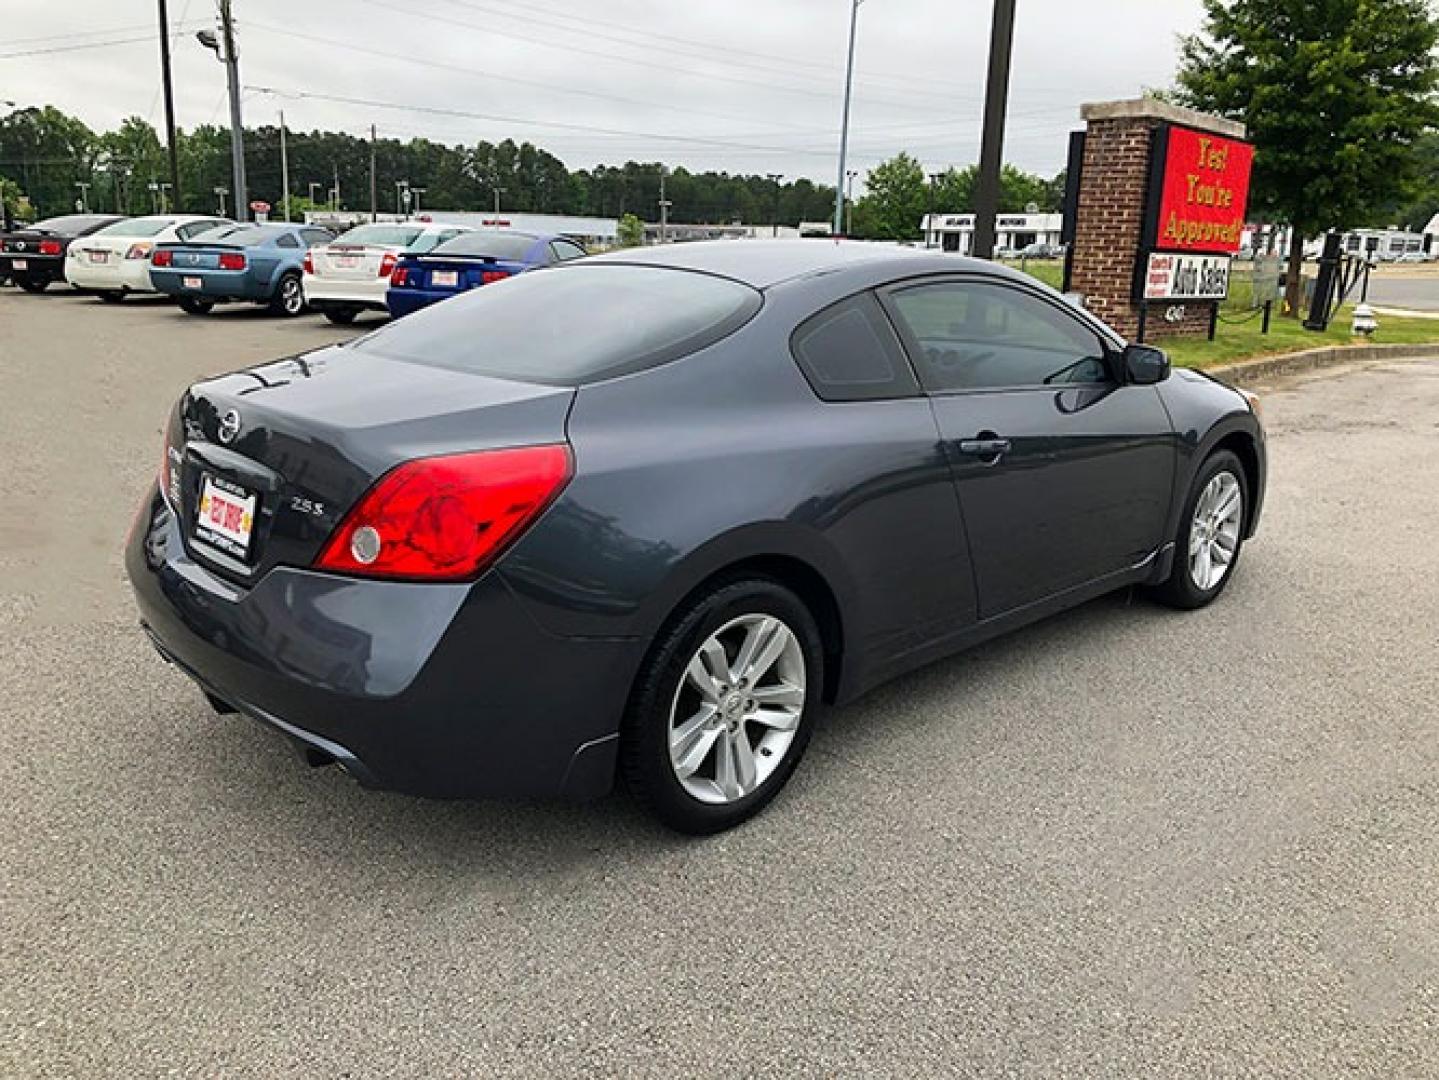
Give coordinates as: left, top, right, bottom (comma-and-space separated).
378, 251, 398, 278
39, 240, 62, 256
303, 251, 314, 275
218, 252, 246, 271
480, 270, 509, 285
151, 249, 174, 267
126, 243, 152, 260
391, 266, 409, 286
314, 445, 573, 582
160, 429, 181, 507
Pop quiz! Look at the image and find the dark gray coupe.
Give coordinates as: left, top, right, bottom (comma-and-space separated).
127, 241, 1265, 833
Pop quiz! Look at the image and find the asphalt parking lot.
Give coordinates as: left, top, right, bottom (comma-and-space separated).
2, 286, 1437, 1078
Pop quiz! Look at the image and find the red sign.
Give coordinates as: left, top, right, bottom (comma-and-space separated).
1151, 125, 1254, 254
249, 200, 271, 213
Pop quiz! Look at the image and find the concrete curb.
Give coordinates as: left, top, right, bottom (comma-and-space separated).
1204, 342, 1439, 386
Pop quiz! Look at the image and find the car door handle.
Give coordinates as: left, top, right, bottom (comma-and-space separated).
957, 437, 1012, 457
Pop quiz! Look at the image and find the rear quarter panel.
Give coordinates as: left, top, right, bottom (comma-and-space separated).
497, 291, 977, 700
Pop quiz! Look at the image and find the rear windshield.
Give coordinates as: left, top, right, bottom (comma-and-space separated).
430, 231, 537, 260
334, 224, 425, 248
350, 264, 761, 385
189, 224, 288, 247
30, 214, 110, 234
94, 217, 170, 238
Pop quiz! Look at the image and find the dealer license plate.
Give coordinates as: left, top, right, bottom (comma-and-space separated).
88, 250, 108, 264
335, 255, 359, 268
183, 276, 203, 289
431, 270, 458, 288
195, 475, 258, 560
11, 259, 25, 270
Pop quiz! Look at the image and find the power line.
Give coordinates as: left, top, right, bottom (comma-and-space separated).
244, 21, 819, 135
0, 27, 201, 61
348, 0, 973, 116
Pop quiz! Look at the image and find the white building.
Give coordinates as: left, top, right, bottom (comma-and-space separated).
304, 209, 618, 246
920, 212, 1064, 254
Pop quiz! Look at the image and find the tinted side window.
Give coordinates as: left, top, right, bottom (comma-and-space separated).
890, 281, 1111, 391
275, 233, 299, 249
790, 292, 919, 402
550, 240, 585, 262
302, 229, 332, 247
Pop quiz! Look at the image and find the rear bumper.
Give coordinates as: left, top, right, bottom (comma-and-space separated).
384, 288, 445, 318
302, 273, 388, 310
152, 269, 270, 303
1, 253, 63, 279
126, 487, 640, 800
66, 258, 153, 292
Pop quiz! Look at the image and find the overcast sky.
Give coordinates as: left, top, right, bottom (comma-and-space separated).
1, 0, 1208, 188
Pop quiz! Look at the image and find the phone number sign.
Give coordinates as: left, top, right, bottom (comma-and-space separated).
1144, 252, 1232, 301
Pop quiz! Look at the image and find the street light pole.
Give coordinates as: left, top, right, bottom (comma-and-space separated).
973, 0, 1017, 260
75, 182, 91, 213
833, 0, 862, 236
767, 173, 783, 238
846, 169, 858, 236
199, 2, 247, 220
279, 109, 291, 221
658, 169, 672, 244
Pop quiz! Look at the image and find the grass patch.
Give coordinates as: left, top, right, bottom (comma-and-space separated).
1009, 259, 1439, 368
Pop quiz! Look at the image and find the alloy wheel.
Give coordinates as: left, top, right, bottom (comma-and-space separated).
667, 613, 806, 804
1189, 470, 1243, 591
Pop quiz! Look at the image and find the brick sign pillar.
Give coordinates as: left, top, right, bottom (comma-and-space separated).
1063, 98, 1249, 341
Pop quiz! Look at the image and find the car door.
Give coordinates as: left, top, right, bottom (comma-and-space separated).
882, 275, 1175, 620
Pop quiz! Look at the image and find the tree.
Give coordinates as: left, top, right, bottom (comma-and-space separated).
857, 152, 926, 240
616, 213, 644, 247
1176, 0, 1439, 313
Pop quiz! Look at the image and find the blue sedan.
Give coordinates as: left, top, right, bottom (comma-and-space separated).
151, 222, 335, 317
386, 229, 586, 318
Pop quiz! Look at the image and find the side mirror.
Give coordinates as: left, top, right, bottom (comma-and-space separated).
1122, 343, 1170, 385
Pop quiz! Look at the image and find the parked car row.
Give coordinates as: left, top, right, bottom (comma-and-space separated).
1, 213, 588, 321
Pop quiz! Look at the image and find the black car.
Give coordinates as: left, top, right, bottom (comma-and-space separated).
1, 213, 124, 291
127, 241, 1266, 833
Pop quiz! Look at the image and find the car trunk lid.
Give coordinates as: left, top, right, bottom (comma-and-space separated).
170, 344, 574, 584
314, 243, 390, 280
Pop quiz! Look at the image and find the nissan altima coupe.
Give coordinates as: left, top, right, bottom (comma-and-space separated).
128, 241, 1265, 833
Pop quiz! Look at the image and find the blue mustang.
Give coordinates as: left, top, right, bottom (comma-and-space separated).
151, 222, 335, 317
386, 229, 586, 318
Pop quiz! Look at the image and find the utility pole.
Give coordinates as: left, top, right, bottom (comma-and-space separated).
658, 169, 672, 244
279, 109, 291, 221
218, 0, 247, 219
767, 173, 783, 238
973, 0, 1017, 260
369, 123, 378, 222
157, 0, 183, 210
833, 0, 863, 236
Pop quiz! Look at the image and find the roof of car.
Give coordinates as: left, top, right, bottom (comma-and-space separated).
591, 238, 1004, 289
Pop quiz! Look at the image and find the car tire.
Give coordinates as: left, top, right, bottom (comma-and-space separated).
270, 272, 305, 317
178, 297, 214, 315
620, 577, 824, 834
323, 306, 358, 325
97, 291, 125, 304
1152, 449, 1249, 610
16, 276, 48, 293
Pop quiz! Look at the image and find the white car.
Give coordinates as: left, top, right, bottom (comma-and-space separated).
302, 220, 472, 324
65, 214, 231, 300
